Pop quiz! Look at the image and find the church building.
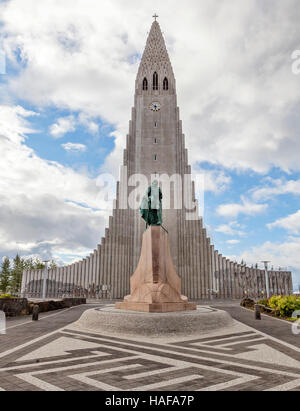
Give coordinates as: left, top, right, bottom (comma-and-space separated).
21, 19, 293, 300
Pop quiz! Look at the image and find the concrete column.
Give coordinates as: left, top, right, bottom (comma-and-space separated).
206, 238, 211, 299
229, 261, 234, 299
217, 255, 222, 297
113, 213, 119, 299
70, 264, 74, 296
86, 257, 90, 297
31, 270, 36, 297
96, 245, 101, 288
191, 220, 198, 299
119, 211, 125, 299
100, 238, 106, 291
26, 270, 32, 296
103, 228, 109, 294
214, 251, 219, 296
47, 268, 52, 298
20, 270, 27, 297
66, 265, 70, 296
90, 253, 94, 296
233, 262, 237, 299
226, 259, 230, 298
74, 262, 78, 292
59, 266, 64, 297
78, 261, 83, 296
222, 257, 227, 299
93, 249, 98, 292
61, 266, 66, 296
209, 245, 215, 299
52, 267, 57, 298
201, 232, 207, 300
82, 259, 87, 297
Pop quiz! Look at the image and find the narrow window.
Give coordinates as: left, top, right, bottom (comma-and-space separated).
142, 77, 148, 90
163, 77, 168, 90
154, 138, 157, 144
154, 154, 157, 160
154, 122, 158, 127
153, 72, 158, 90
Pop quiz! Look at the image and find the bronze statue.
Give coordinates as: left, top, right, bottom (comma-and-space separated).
140, 180, 162, 227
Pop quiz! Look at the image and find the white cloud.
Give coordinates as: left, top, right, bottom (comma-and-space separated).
49, 115, 76, 138
217, 196, 268, 218
228, 237, 300, 290
0, 105, 38, 144
215, 221, 245, 236
62, 142, 87, 152
0, 104, 109, 262
251, 178, 300, 201
78, 113, 99, 135
192, 166, 232, 194
226, 239, 240, 245
0, 0, 299, 175
268, 210, 300, 235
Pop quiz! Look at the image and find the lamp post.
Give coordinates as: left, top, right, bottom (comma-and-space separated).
42, 260, 49, 300
261, 261, 270, 299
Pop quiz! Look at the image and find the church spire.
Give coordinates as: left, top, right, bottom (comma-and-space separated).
136, 20, 175, 94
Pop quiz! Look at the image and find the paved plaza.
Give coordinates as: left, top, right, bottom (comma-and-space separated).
0, 302, 299, 391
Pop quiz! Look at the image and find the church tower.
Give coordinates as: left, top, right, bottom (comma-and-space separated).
21, 19, 293, 300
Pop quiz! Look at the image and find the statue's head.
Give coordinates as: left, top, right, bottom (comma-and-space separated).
152, 179, 158, 187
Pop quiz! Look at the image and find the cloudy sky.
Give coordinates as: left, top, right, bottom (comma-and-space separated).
0, 0, 300, 290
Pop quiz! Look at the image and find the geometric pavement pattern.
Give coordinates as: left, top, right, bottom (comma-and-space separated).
0, 327, 300, 391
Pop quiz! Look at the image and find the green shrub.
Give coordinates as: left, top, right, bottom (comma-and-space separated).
257, 298, 269, 306
0, 294, 13, 299
268, 295, 300, 317
268, 295, 282, 311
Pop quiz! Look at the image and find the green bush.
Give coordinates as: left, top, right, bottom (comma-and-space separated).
268, 295, 300, 317
0, 294, 13, 299
257, 298, 269, 306
268, 295, 282, 311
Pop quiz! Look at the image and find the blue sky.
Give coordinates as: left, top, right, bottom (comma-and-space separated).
0, 0, 300, 291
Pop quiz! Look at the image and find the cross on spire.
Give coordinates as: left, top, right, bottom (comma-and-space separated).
153, 13, 159, 21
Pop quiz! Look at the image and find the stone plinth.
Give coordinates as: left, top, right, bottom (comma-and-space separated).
115, 226, 196, 313
73, 305, 234, 337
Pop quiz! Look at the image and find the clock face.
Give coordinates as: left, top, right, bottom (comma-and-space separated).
149, 102, 161, 111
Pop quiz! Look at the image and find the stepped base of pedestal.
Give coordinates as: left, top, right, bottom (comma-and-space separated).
115, 301, 197, 313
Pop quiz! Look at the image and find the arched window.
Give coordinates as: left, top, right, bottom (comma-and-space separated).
153, 72, 158, 90
163, 77, 168, 90
142, 77, 148, 91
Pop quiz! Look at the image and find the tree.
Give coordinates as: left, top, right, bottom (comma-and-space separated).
49, 260, 57, 269
11, 254, 24, 294
0, 257, 11, 294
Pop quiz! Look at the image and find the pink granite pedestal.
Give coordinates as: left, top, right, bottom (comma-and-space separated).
115, 226, 196, 313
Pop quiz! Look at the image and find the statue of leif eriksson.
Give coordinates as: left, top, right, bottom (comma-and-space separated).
140, 180, 162, 228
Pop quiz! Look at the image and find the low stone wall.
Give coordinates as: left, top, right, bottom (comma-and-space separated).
0, 298, 28, 317
0, 298, 86, 317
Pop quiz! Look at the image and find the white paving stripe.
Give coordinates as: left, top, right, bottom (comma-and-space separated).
17, 373, 64, 391
0, 352, 112, 372
197, 375, 258, 391
70, 364, 143, 391
130, 374, 203, 391
61, 332, 300, 378
5, 306, 79, 330
264, 378, 300, 391
124, 365, 190, 380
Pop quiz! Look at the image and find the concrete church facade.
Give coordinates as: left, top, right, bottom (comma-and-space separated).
21, 20, 293, 300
